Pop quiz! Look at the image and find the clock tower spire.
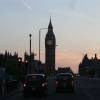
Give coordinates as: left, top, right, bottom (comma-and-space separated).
48, 17, 53, 29
45, 18, 56, 76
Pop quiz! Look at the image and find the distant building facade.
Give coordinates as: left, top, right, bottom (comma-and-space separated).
24, 52, 45, 74
24, 52, 35, 74
0, 51, 21, 79
57, 67, 74, 75
45, 19, 56, 75
79, 54, 100, 77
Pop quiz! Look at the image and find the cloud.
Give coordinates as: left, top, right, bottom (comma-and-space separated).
21, 0, 32, 10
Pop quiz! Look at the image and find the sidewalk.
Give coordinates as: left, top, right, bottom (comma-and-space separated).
0, 82, 22, 100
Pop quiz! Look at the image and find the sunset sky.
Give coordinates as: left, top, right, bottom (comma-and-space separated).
0, 0, 100, 73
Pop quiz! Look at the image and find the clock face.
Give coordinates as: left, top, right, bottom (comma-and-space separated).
47, 40, 53, 45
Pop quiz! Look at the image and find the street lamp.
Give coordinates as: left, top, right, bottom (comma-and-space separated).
29, 34, 32, 57
39, 28, 48, 61
29, 34, 32, 73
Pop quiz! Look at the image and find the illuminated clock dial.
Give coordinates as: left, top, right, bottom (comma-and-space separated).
47, 40, 53, 45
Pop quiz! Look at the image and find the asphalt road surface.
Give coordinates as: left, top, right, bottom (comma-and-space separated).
3, 77, 90, 100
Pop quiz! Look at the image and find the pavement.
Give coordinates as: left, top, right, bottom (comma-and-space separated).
1, 76, 98, 100
0, 82, 22, 100
3, 76, 91, 100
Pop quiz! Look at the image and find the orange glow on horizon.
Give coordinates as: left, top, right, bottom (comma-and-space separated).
56, 51, 83, 73
35, 50, 83, 73
34, 49, 100, 73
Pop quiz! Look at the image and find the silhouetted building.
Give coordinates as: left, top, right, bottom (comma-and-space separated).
34, 61, 45, 74
0, 51, 22, 80
24, 52, 35, 74
24, 52, 34, 62
79, 54, 100, 77
57, 67, 74, 75
45, 19, 56, 75
24, 52, 45, 74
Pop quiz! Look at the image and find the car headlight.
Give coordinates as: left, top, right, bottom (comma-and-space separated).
42, 83, 45, 87
42, 82, 47, 87
24, 83, 26, 87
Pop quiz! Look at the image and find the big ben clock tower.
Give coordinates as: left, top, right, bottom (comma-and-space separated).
45, 18, 56, 75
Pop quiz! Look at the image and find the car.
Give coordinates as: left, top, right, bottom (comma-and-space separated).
23, 74, 48, 97
55, 73, 74, 93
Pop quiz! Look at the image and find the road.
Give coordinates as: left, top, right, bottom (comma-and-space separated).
3, 77, 90, 100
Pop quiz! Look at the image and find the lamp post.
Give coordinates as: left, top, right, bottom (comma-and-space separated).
39, 28, 48, 61
29, 34, 32, 57
29, 34, 32, 73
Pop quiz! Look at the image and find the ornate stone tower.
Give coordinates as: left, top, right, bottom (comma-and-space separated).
45, 19, 56, 75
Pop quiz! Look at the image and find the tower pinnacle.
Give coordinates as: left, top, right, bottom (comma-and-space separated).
48, 17, 53, 29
